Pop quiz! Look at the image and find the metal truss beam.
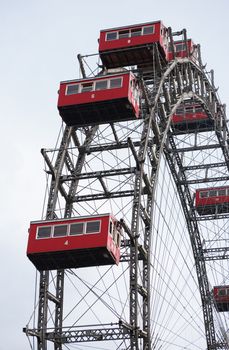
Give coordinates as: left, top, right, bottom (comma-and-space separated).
24, 324, 137, 343
182, 162, 227, 171
214, 106, 229, 173
215, 343, 229, 350
166, 143, 221, 153
73, 190, 134, 202
178, 175, 229, 185
60, 167, 136, 182
170, 126, 215, 136
46, 326, 136, 343
203, 247, 229, 261
129, 119, 152, 349
204, 254, 229, 262
157, 57, 229, 348
83, 140, 142, 154
194, 213, 229, 221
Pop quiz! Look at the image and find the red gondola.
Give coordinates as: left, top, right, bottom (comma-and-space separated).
57, 71, 141, 126
196, 186, 229, 215
213, 286, 229, 312
27, 214, 122, 271
171, 103, 213, 132
168, 39, 198, 63
98, 21, 169, 69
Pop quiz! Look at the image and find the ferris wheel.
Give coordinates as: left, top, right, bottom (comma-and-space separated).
24, 20, 229, 350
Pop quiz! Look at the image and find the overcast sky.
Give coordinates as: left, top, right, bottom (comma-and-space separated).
0, 1, 228, 349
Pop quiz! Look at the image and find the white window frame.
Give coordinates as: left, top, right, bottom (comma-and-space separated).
175, 43, 186, 52
36, 219, 102, 239
95, 79, 108, 91
80, 82, 94, 93
36, 225, 52, 239
85, 220, 101, 234
209, 190, 217, 197
130, 27, 142, 37
52, 224, 69, 238
218, 189, 226, 197
218, 289, 226, 296
105, 31, 118, 41
109, 77, 123, 89
200, 191, 209, 198
65, 84, 80, 96
118, 29, 130, 39
64, 76, 124, 97
109, 220, 113, 236
142, 25, 155, 35
185, 106, 194, 113
69, 221, 85, 236
105, 25, 155, 42
175, 107, 184, 115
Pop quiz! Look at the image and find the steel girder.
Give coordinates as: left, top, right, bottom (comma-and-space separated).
24, 51, 229, 350
156, 58, 229, 349
26, 109, 162, 349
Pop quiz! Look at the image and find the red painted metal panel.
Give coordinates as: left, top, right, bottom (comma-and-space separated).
195, 186, 229, 215
107, 231, 120, 262
57, 71, 140, 126
58, 73, 130, 108
27, 215, 109, 254
196, 187, 229, 207
99, 21, 166, 52
213, 286, 229, 312
172, 110, 208, 124
27, 214, 121, 269
168, 39, 192, 60
98, 21, 169, 68
171, 104, 213, 132
213, 286, 229, 301
168, 39, 198, 62
128, 73, 140, 118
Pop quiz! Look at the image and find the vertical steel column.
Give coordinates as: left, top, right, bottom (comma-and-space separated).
129, 116, 155, 349
142, 145, 159, 349
130, 167, 143, 349
37, 126, 73, 350
46, 126, 73, 219
37, 271, 49, 350
54, 270, 64, 350
142, 219, 151, 350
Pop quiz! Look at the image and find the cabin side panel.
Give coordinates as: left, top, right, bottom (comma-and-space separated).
99, 22, 163, 52
128, 74, 140, 118
27, 216, 109, 254
57, 72, 140, 126
196, 187, 229, 215
172, 111, 208, 124
58, 74, 129, 108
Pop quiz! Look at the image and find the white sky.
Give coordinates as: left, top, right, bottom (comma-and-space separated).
0, 0, 228, 348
